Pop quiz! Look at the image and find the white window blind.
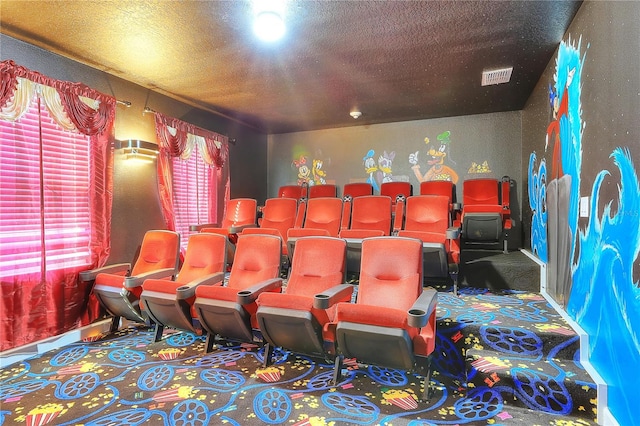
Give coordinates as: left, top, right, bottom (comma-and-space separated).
172, 145, 210, 251
0, 97, 92, 278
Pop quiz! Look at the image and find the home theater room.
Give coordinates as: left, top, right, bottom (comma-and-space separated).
0, 1, 638, 425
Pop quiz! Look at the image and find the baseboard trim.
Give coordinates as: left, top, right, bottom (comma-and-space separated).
0, 319, 113, 368
521, 249, 616, 426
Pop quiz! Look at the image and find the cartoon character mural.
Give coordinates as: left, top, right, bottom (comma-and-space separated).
377, 151, 396, 184
363, 149, 379, 192
292, 151, 331, 187
528, 36, 640, 424
409, 131, 459, 183
293, 155, 311, 186
312, 158, 327, 185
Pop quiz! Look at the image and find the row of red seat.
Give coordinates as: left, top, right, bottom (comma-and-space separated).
279, 179, 513, 248
81, 231, 438, 401
197, 177, 512, 295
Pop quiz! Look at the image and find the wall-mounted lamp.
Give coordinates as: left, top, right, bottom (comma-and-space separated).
116, 139, 159, 161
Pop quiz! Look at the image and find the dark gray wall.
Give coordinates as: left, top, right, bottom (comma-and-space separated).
521, 1, 640, 424
2, 34, 268, 263
268, 111, 523, 248
521, 1, 640, 251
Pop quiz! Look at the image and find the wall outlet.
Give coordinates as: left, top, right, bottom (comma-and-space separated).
580, 196, 589, 218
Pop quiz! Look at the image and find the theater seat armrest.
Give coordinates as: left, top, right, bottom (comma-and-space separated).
175, 272, 225, 299
125, 268, 176, 289
79, 263, 131, 282
314, 284, 354, 309
446, 227, 461, 240
237, 278, 283, 304
229, 224, 257, 234
189, 223, 219, 232
407, 287, 438, 328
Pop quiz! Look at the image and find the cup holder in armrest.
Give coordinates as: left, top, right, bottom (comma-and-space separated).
314, 294, 330, 309
237, 290, 253, 304
408, 308, 427, 328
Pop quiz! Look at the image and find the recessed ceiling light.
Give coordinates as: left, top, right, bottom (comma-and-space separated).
253, 11, 285, 42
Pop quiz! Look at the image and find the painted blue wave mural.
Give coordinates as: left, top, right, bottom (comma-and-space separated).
527, 153, 547, 262
569, 148, 640, 424
528, 35, 640, 424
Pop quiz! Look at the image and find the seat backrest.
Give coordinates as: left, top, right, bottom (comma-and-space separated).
177, 233, 227, 284
403, 195, 450, 234
226, 234, 282, 290
357, 237, 423, 311
463, 179, 499, 206
380, 181, 413, 205
221, 198, 257, 228
343, 182, 373, 199
308, 184, 337, 198
348, 195, 392, 235
131, 230, 180, 276
420, 180, 455, 203
278, 185, 304, 200
301, 197, 343, 236
286, 237, 346, 296
260, 197, 298, 239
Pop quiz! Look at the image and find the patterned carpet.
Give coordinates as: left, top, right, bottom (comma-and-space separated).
0, 288, 597, 425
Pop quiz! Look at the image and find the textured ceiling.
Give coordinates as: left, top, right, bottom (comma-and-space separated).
0, 1, 582, 134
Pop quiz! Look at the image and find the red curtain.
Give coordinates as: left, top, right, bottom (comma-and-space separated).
0, 60, 115, 351
154, 112, 230, 235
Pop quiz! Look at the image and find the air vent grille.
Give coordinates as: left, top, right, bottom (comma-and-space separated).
481, 67, 513, 86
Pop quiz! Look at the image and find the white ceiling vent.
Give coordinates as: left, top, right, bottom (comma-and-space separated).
481, 67, 513, 86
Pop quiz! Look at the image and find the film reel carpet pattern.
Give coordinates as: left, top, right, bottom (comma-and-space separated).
0, 289, 597, 425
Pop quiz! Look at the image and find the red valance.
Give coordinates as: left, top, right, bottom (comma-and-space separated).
154, 111, 228, 168
0, 60, 115, 136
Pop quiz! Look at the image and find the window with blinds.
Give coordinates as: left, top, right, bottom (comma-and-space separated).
0, 97, 92, 278
172, 145, 210, 251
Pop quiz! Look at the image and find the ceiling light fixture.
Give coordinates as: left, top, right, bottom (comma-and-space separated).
350, 111, 362, 119
253, 0, 286, 42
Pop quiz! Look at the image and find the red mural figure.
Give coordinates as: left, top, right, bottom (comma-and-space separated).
546, 68, 574, 180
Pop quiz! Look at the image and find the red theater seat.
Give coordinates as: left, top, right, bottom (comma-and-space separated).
380, 181, 413, 206
461, 177, 512, 252
82, 230, 180, 332
339, 195, 393, 276
242, 197, 298, 259
193, 234, 283, 352
308, 184, 338, 198
286, 197, 343, 260
419, 180, 461, 224
333, 236, 438, 400
278, 185, 305, 200
140, 233, 227, 341
256, 236, 352, 369
342, 182, 373, 199
199, 198, 257, 265
395, 195, 461, 293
